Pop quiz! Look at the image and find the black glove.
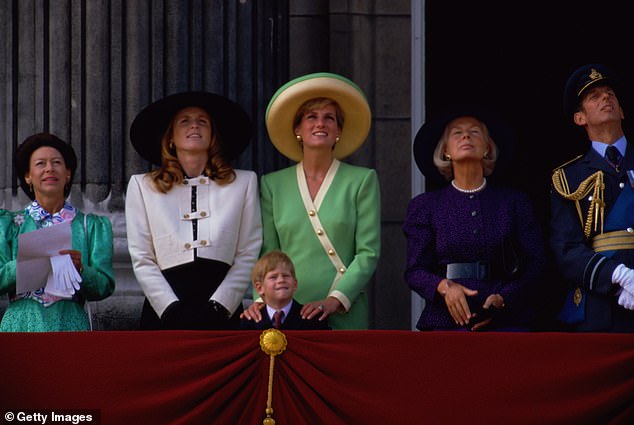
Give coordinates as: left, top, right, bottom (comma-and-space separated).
160, 301, 196, 330
204, 300, 232, 330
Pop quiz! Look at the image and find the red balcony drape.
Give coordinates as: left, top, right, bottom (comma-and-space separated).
1, 331, 633, 425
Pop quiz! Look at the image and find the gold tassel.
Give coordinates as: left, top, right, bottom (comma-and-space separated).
259, 329, 288, 425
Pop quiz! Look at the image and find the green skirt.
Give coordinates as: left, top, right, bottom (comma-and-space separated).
0, 298, 90, 332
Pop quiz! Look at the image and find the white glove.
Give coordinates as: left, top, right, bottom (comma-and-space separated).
44, 254, 82, 297
54, 254, 82, 291
617, 288, 634, 310
45, 270, 73, 297
612, 264, 634, 293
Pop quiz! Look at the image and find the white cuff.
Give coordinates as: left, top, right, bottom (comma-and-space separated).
329, 290, 351, 312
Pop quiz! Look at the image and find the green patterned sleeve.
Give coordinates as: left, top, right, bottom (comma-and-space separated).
0, 210, 17, 295
76, 213, 115, 301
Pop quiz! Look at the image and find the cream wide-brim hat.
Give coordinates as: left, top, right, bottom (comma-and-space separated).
265, 72, 371, 162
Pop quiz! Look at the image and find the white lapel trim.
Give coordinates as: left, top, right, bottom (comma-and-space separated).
296, 160, 347, 293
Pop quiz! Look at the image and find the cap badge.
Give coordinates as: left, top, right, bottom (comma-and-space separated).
589, 68, 603, 81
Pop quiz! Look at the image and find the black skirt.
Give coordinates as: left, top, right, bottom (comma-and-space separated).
140, 258, 243, 330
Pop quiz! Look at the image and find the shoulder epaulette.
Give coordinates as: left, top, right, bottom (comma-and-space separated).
552, 154, 583, 172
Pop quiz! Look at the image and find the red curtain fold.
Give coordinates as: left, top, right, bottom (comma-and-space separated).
1, 331, 633, 425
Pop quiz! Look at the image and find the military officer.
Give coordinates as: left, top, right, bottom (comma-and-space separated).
550, 63, 634, 332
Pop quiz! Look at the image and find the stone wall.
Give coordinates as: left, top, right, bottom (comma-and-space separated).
0, 1, 414, 330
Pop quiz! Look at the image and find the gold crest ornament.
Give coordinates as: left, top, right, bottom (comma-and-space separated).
573, 287, 583, 307
260, 328, 288, 356
259, 329, 288, 425
589, 68, 603, 81
576, 68, 608, 97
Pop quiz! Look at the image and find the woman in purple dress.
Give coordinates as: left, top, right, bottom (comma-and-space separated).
404, 109, 545, 331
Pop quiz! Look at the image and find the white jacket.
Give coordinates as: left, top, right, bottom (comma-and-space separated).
125, 170, 262, 317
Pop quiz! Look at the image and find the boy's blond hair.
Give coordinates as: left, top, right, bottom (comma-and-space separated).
251, 250, 297, 284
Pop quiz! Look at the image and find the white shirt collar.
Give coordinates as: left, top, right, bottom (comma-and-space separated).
266, 299, 293, 323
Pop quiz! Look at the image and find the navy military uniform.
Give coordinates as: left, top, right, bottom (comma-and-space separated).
550, 64, 634, 332
550, 143, 634, 331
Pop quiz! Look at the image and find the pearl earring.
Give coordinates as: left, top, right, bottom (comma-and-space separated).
296, 135, 302, 141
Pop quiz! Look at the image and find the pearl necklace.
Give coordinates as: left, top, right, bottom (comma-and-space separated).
451, 178, 487, 194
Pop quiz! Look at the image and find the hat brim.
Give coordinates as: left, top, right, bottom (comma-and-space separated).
563, 78, 614, 120
413, 107, 516, 187
265, 73, 371, 162
130, 91, 253, 165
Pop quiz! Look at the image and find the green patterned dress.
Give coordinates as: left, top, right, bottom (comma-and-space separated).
0, 202, 115, 332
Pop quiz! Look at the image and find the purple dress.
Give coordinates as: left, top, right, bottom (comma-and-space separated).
403, 184, 546, 330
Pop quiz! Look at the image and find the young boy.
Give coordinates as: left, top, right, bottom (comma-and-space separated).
240, 251, 331, 330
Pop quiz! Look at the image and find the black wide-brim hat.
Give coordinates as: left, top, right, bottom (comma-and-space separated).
563, 63, 621, 120
15, 132, 77, 200
130, 91, 253, 165
413, 106, 516, 187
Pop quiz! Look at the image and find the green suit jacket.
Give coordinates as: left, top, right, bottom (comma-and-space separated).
260, 161, 380, 329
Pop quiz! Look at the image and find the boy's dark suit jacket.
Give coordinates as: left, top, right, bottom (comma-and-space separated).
240, 299, 331, 330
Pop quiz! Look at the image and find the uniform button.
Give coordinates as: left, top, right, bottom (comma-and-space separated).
469, 195, 475, 199
588, 196, 593, 201
200, 211, 207, 217
184, 213, 190, 219
317, 229, 324, 235
200, 240, 207, 246
328, 249, 335, 255
471, 210, 478, 217
473, 229, 479, 235
309, 210, 316, 216
183, 180, 189, 185
184, 243, 192, 249
620, 182, 625, 189
339, 267, 346, 273
627, 228, 634, 233
199, 178, 206, 184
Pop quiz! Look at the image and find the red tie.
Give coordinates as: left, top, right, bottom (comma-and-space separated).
273, 310, 284, 329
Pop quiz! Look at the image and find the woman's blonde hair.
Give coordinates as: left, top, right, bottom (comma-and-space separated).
149, 112, 236, 193
293, 97, 345, 131
432, 117, 498, 180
